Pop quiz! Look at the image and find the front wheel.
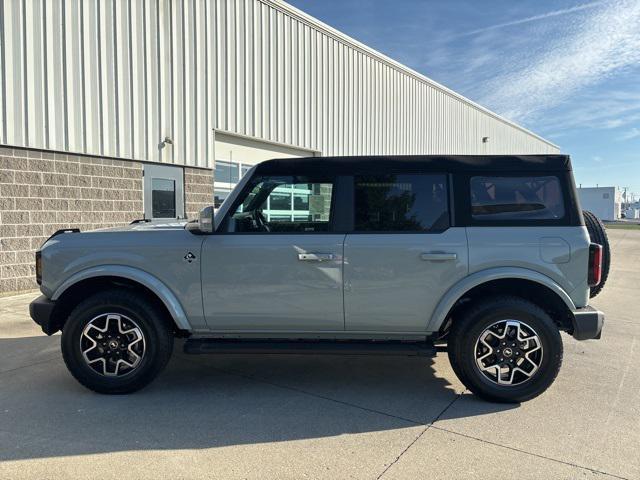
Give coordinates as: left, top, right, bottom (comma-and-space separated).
448, 296, 563, 403
61, 289, 174, 394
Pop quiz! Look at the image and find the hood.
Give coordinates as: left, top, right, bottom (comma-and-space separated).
89, 220, 189, 233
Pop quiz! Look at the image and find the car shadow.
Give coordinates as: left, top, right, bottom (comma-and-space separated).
0, 336, 518, 462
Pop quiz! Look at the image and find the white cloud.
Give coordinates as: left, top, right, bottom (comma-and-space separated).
479, 0, 640, 123
534, 89, 640, 133
618, 127, 640, 140
457, 2, 606, 38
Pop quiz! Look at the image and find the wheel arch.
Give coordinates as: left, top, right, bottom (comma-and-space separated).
50, 266, 192, 333
428, 268, 576, 336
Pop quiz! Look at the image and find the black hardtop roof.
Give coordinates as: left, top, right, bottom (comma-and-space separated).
254, 154, 571, 175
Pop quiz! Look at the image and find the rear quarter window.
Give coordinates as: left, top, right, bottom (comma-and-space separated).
470, 176, 565, 221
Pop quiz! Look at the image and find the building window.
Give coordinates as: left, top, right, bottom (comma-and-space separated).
215, 160, 240, 184
354, 174, 449, 232
269, 192, 292, 210
294, 193, 310, 211
151, 178, 177, 218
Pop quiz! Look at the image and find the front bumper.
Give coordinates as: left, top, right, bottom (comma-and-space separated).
571, 305, 604, 340
29, 295, 58, 335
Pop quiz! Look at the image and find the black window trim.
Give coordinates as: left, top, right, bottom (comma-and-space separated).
213, 168, 582, 233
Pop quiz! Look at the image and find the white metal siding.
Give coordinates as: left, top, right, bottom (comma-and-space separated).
0, 0, 558, 168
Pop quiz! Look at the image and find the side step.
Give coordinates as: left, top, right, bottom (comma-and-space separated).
183, 339, 437, 357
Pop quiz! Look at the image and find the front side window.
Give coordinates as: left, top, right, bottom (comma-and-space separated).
230, 176, 334, 233
354, 174, 449, 232
470, 176, 565, 220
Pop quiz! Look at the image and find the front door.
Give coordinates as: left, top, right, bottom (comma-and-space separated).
143, 164, 185, 220
343, 173, 468, 333
201, 174, 345, 331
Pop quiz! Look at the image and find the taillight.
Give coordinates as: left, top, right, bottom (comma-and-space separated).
588, 243, 602, 287
35, 251, 42, 285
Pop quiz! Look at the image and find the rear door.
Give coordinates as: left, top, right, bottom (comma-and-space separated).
343, 174, 468, 333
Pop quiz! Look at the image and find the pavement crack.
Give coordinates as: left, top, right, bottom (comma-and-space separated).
375, 391, 465, 479
375, 425, 429, 480
430, 425, 630, 480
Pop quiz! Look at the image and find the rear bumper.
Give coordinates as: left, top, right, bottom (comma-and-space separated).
29, 295, 58, 335
571, 306, 604, 340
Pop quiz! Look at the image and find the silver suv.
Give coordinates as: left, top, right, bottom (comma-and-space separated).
29, 155, 607, 402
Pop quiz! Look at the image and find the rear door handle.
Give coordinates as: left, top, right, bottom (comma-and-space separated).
421, 252, 457, 261
298, 253, 335, 262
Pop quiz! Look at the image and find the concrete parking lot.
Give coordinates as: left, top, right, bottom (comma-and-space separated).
1, 229, 638, 480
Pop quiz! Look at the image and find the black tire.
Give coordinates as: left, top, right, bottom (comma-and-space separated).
61, 289, 173, 394
582, 210, 611, 298
448, 296, 563, 403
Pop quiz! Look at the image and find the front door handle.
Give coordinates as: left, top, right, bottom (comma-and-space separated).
298, 253, 335, 262
421, 252, 457, 261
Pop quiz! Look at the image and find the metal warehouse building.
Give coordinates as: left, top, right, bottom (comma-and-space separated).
0, 0, 558, 293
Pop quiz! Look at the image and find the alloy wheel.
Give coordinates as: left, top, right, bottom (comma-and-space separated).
80, 313, 146, 377
474, 319, 543, 386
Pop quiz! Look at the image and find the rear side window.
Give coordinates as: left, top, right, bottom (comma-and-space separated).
470, 176, 565, 220
354, 174, 449, 232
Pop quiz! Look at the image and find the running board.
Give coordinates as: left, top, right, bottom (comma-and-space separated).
183, 339, 437, 357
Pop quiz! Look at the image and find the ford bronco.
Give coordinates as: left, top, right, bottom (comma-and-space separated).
29, 155, 607, 402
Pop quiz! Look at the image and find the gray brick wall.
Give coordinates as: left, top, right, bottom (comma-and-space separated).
185, 167, 214, 220
0, 147, 144, 294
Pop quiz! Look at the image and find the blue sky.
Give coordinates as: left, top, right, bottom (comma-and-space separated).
288, 0, 640, 197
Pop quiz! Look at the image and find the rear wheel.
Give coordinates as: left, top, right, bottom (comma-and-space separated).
448, 296, 562, 403
583, 210, 610, 298
61, 289, 173, 394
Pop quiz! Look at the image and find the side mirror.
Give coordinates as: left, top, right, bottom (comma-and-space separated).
198, 206, 215, 233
